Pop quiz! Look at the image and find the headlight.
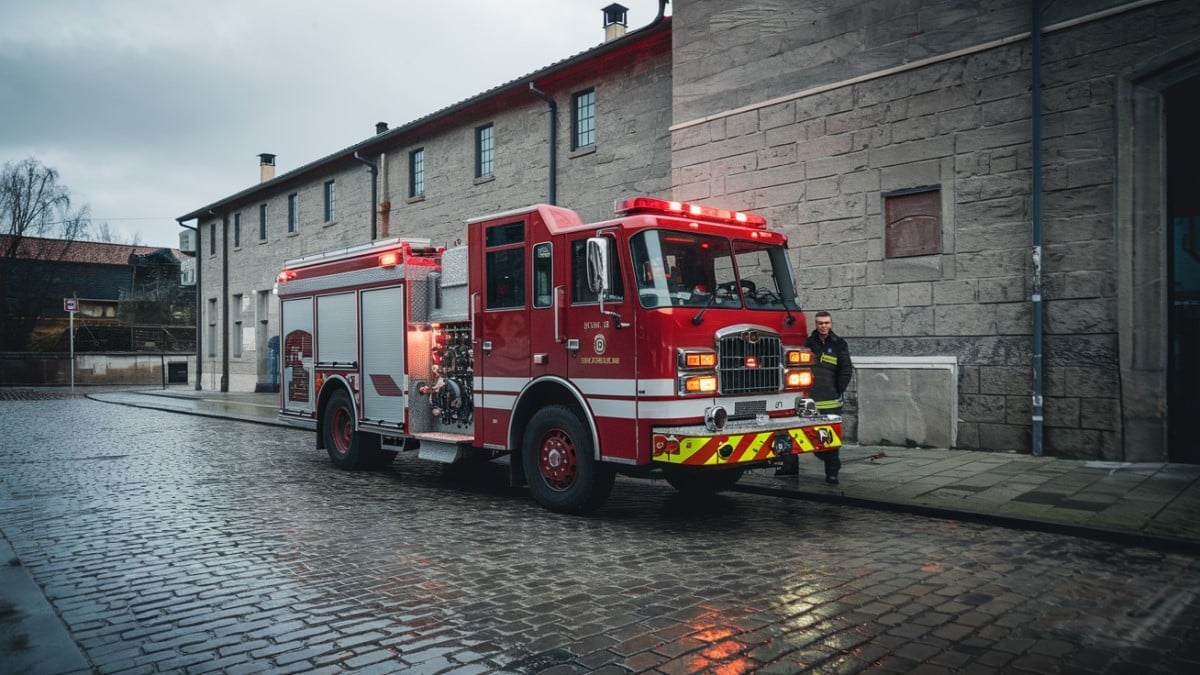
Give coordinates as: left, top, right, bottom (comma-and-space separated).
678, 348, 717, 369
682, 375, 718, 394
784, 368, 812, 389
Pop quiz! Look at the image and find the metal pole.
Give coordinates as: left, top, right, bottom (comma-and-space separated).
69, 309, 75, 391
1031, 0, 1045, 457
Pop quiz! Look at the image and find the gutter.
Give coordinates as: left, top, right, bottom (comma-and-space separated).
528, 84, 557, 205
352, 151, 379, 240
1030, 0, 1044, 456
176, 219, 201, 391
213, 210, 229, 392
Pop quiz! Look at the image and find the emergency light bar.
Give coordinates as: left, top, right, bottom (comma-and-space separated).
614, 197, 767, 227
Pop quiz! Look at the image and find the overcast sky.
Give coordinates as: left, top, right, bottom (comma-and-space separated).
1, 0, 665, 248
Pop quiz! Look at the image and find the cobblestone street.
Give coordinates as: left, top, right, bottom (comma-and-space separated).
2, 397, 1199, 673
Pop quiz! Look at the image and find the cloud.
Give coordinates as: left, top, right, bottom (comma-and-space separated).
1, 0, 664, 246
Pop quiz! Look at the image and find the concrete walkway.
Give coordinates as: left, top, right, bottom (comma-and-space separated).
87, 387, 1200, 554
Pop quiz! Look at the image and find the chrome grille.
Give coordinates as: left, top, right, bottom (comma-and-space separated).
733, 400, 767, 417
717, 329, 781, 394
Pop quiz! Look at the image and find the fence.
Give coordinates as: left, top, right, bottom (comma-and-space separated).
0, 353, 196, 387
69, 324, 196, 353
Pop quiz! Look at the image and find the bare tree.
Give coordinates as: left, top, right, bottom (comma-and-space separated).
93, 221, 144, 246
0, 157, 91, 350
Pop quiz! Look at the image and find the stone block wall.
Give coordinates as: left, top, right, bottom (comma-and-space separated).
670, 0, 1200, 459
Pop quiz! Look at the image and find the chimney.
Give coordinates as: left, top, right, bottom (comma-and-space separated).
376, 122, 388, 134
258, 153, 276, 183
603, 3, 628, 41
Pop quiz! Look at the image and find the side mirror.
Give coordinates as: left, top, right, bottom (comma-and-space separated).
586, 237, 610, 296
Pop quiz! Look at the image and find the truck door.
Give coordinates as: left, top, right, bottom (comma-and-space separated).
471, 218, 530, 448
562, 232, 639, 463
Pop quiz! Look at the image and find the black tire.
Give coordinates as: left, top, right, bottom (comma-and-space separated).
323, 389, 372, 470
663, 466, 745, 495
521, 405, 615, 514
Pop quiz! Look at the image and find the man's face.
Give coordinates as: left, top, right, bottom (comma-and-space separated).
816, 316, 832, 337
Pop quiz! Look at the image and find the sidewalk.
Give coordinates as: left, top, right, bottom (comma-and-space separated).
88, 387, 1200, 554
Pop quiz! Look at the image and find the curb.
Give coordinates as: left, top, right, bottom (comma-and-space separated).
732, 481, 1200, 556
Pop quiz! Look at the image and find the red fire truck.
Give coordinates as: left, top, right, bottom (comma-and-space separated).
276, 197, 842, 513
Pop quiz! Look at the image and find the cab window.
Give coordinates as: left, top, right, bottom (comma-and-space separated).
486, 221, 525, 310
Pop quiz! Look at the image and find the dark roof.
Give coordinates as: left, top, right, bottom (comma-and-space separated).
177, 11, 672, 223
0, 235, 180, 266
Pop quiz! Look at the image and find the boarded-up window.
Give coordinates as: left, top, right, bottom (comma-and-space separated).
885, 188, 941, 258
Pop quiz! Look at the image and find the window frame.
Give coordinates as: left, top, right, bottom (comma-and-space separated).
485, 221, 525, 310
475, 123, 494, 178
323, 180, 336, 223
287, 193, 298, 233
533, 242, 553, 309
883, 186, 942, 258
572, 89, 596, 151
409, 148, 425, 198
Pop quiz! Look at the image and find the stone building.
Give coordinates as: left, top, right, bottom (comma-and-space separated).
180, 0, 1200, 462
669, 0, 1200, 462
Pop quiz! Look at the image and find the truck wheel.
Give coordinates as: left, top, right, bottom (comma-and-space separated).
522, 405, 615, 514
323, 389, 370, 470
663, 466, 745, 495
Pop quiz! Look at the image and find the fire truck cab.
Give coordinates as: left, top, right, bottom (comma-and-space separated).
277, 197, 842, 514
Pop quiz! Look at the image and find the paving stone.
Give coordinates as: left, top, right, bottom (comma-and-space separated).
2, 397, 1199, 674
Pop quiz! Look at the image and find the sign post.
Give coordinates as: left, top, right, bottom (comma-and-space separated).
64, 298, 78, 390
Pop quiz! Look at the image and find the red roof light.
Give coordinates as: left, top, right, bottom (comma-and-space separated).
614, 196, 767, 227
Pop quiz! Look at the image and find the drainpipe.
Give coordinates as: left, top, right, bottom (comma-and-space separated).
353, 152, 379, 240
529, 84, 557, 205
212, 210, 229, 392
1030, 0, 1045, 457
177, 219, 201, 391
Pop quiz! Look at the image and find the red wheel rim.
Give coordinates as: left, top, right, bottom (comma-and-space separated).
331, 405, 352, 455
537, 428, 577, 491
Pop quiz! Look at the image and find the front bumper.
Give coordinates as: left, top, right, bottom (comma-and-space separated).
651, 415, 842, 466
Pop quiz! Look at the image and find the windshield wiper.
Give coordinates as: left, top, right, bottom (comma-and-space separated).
691, 292, 717, 326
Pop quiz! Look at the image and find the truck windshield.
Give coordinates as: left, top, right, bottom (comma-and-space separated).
629, 230, 801, 311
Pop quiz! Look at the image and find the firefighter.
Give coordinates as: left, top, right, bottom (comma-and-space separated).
776, 310, 853, 483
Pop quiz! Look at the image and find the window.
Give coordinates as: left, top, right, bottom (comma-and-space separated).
485, 221, 524, 309
533, 243, 552, 309
259, 204, 267, 241
233, 212, 241, 248
209, 223, 216, 255
410, 148, 425, 198
573, 89, 596, 150
287, 193, 298, 233
323, 180, 335, 222
884, 187, 941, 258
207, 298, 218, 357
475, 124, 494, 178
232, 293, 243, 358
485, 221, 524, 247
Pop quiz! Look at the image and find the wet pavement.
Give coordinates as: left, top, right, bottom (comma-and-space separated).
86, 387, 1200, 553
1, 387, 1198, 674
